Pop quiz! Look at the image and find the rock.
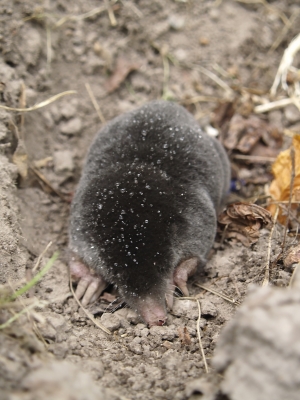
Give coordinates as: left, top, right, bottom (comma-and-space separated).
59, 117, 82, 136
53, 150, 74, 174
149, 325, 176, 341
213, 286, 300, 400
20, 26, 42, 67
100, 313, 121, 331
284, 104, 300, 124
16, 360, 120, 400
60, 100, 78, 119
168, 15, 185, 30
171, 299, 199, 320
200, 300, 218, 318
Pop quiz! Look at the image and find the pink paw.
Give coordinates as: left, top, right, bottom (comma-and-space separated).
166, 257, 198, 309
69, 257, 107, 306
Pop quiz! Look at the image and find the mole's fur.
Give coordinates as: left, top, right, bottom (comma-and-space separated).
69, 100, 230, 326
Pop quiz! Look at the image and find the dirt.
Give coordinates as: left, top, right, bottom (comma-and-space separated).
1, 1, 300, 399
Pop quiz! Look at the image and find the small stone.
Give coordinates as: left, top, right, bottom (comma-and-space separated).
172, 299, 199, 320
168, 15, 185, 30
53, 150, 74, 174
100, 313, 120, 331
60, 100, 78, 119
60, 117, 82, 135
149, 326, 175, 340
129, 342, 143, 355
284, 104, 300, 124
201, 299, 218, 317
126, 309, 140, 324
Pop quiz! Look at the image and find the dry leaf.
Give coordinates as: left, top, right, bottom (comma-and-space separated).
178, 326, 191, 346
269, 135, 300, 222
284, 244, 300, 267
218, 202, 272, 246
105, 58, 140, 93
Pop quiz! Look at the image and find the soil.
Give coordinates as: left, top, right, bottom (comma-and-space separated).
1, 1, 300, 400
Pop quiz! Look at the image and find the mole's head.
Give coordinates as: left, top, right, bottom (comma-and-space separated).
81, 164, 186, 326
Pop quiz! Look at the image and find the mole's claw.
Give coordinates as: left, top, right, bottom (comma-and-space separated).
173, 257, 198, 297
69, 256, 107, 305
81, 276, 107, 306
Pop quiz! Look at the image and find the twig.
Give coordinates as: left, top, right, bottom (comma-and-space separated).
196, 299, 209, 373
268, 10, 300, 54
254, 97, 294, 113
46, 24, 52, 66
193, 284, 241, 305
0, 301, 48, 330
68, 272, 111, 335
0, 90, 77, 112
262, 206, 279, 287
32, 241, 53, 273
271, 33, 300, 96
9, 252, 59, 302
105, 0, 117, 26
19, 83, 26, 138
85, 83, 106, 123
197, 66, 234, 98
55, 7, 106, 27
232, 154, 276, 163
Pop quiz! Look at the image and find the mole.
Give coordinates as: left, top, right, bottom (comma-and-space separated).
68, 100, 230, 326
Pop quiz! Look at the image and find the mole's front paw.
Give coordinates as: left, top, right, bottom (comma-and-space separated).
69, 258, 107, 306
173, 257, 198, 297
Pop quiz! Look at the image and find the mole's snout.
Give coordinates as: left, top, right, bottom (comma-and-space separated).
137, 297, 167, 327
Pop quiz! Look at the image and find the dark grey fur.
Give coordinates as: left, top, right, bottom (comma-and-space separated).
69, 100, 230, 309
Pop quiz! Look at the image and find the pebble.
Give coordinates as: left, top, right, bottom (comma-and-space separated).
100, 313, 121, 331
53, 150, 74, 174
59, 117, 82, 136
284, 104, 300, 124
168, 15, 185, 30
21, 27, 42, 67
201, 299, 218, 317
171, 299, 199, 320
150, 325, 176, 341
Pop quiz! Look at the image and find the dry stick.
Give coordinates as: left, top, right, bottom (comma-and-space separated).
197, 65, 234, 98
32, 241, 53, 273
254, 98, 294, 113
194, 283, 242, 306
30, 166, 67, 201
46, 25, 52, 66
55, 6, 107, 27
268, 10, 299, 54
0, 90, 77, 112
235, 0, 289, 25
162, 52, 170, 99
282, 146, 296, 252
196, 299, 209, 374
262, 206, 279, 287
19, 82, 26, 138
105, 0, 117, 26
232, 154, 277, 163
85, 83, 106, 124
68, 273, 111, 335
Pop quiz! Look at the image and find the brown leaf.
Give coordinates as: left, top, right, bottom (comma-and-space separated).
284, 244, 300, 267
218, 203, 272, 246
105, 58, 140, 93
178, 326, 191, 346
